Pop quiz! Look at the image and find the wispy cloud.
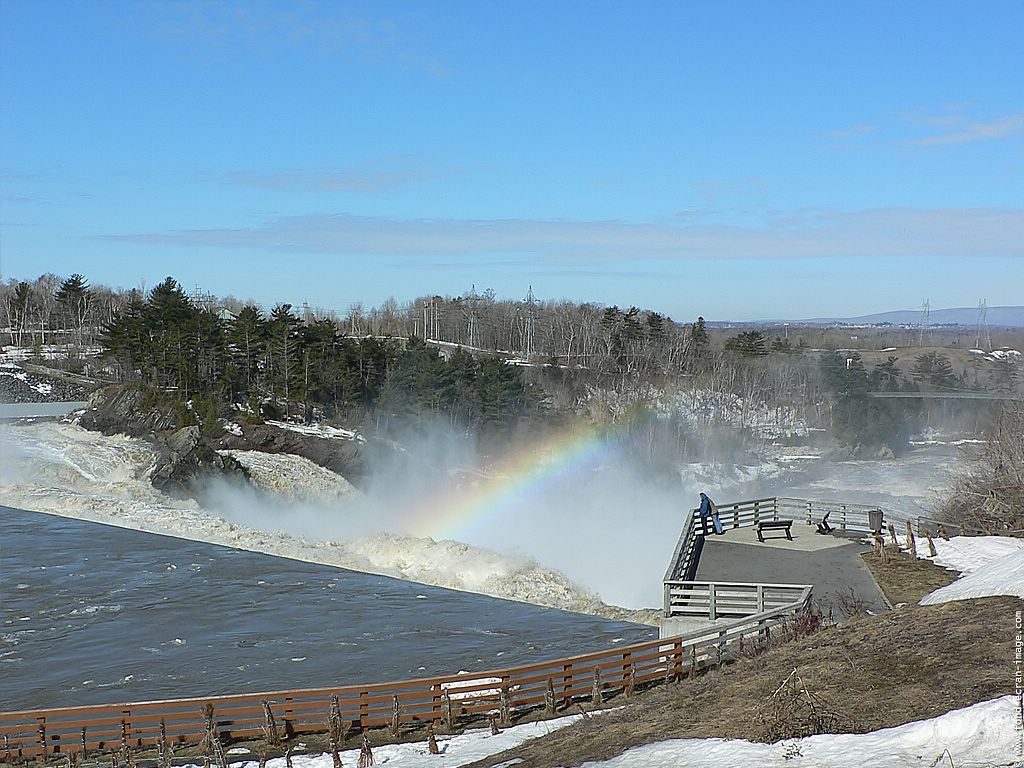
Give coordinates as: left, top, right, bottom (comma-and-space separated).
94, 207, 1024, 261
139, 1, 449, 75
692, 178, 766, 204
1, 193, 45, 205
225, 160, 442, 193
826, 124, 878, 139
821, 107, 1024, 150
911, 112, 1024, 145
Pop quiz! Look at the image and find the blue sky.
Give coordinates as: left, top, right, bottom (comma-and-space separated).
2, 1, 1022, 320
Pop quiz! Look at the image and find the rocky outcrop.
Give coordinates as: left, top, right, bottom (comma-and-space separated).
80, 386, 181, 437
824, 442, 900, 460
78, 385, 364, 496
0, 364, 88, 403
151, 425, 249, 497
214, 422, 366, 486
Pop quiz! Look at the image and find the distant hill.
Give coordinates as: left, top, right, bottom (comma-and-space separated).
799, 306, 1024, 327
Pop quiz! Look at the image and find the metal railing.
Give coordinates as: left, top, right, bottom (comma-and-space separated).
663, 581, 812, 620
661, 496, 889, 619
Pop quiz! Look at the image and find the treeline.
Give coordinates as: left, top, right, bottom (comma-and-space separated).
98, 277, 540, 436
5, 271, 1019, 454
0, 273, 123, 352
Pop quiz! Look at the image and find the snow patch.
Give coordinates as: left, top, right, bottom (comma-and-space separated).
579, 696, 1021, 768
897, 534, 1024, 605
179, 712, 586, 768
264, 420, 365, 443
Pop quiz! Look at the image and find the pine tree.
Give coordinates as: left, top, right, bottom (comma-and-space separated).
724, 330, 768, 357
268, 304, 302, 415
228, 306, 268, 397
55, 273, 91, 349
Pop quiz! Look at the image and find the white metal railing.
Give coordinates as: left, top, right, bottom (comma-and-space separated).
662, 496, 893, 618
663, 581, 812, 620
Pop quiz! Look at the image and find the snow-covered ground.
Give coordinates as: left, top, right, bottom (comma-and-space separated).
0, 363, 54, 396
579, 696, 1021, 768
0, 422, 607, 616
263, 419, 366, 442
171, 696, 1022, 767
582, 385, 812, 442
0, 344, 103, 363
970, 347, 1022, 362
894, 533, 1024, 605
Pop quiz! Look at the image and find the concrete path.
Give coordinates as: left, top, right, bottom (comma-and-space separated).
694, 525, 889, 618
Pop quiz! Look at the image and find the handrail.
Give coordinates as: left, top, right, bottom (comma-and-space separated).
662, 496, 890, 619
0, 588, 812, 759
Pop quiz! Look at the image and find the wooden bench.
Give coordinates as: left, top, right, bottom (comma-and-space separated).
756, 519, 794, 542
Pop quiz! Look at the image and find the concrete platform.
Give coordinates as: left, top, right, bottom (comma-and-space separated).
694, 529, 888, 618
706, 521, 861, 552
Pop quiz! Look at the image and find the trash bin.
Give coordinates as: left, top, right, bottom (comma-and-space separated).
868, 509, 883, 534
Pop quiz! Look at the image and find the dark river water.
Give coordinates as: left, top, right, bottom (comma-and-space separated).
0, 507, 654, 710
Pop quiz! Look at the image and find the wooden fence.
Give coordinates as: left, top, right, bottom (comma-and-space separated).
0, 589, 811, 761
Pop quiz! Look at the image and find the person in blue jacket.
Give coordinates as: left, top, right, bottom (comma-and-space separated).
699, 492, 725, 535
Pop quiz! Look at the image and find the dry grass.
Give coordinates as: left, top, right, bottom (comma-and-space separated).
462, 596, 1021, 768
860, 549, 958, 606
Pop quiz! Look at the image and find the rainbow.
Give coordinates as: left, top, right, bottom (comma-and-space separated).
407, 412, 654, 542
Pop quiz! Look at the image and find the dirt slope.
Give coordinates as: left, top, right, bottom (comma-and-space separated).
465, 595, 1021, 768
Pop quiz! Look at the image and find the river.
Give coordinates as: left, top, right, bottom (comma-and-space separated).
0, 506, 654, 710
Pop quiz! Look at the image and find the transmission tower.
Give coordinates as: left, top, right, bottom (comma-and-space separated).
189, 285, 216, 312
976, 299, 991, 350
523, 285, 537, 356
918, 299, 930, 345
464, 285, 481, 348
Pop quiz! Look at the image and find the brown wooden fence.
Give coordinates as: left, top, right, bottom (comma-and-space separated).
0, 591, 811, 760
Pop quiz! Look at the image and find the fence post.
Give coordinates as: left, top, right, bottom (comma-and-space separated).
673, 639, 683, 681
756, 584, 764, 612
562, 662, 574, 708
358, 691, 368, 730
663, 581, 672, 618
708, 583, 717, 621
36, 717, 46, 757
431, 683, 442, 725
500, 676, 511, 725
753, 500, 760, 525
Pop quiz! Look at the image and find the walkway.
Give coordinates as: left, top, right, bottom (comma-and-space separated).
694, 522, 889, 616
